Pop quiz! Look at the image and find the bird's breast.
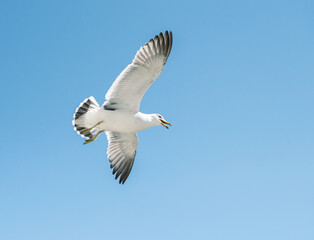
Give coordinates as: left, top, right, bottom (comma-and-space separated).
97, 110, 150, 132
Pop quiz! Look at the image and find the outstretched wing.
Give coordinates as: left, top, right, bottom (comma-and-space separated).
105, 31, 173, 112
106, 132, 139, 184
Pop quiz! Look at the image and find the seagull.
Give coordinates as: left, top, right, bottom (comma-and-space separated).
72, 31, 173, 184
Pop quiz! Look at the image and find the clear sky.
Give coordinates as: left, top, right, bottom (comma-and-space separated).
1, 0, 314, 239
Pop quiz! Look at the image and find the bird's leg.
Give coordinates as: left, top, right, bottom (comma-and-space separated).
84, 130, 104, 145
81, 121, 103, 134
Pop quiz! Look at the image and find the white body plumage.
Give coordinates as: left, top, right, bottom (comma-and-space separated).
82, 108, 160, 133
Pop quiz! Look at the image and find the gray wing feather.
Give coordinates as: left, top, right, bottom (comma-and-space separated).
106, 132, 139, 184
104, 31, 173, 111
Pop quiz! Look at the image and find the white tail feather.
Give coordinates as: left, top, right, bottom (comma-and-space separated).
72, 96, 101, 139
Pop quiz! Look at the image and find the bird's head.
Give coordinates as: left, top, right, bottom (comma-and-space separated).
151, 114, 172, 129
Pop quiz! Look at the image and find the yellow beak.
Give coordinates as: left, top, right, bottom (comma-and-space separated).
160, 120, 172, 129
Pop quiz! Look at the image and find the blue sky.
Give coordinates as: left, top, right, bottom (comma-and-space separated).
1, 0, 314, 239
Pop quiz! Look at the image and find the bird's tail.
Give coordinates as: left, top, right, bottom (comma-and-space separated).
72, 96, 102, 140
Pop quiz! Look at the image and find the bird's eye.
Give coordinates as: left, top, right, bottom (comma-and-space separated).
158, 115, 162, 118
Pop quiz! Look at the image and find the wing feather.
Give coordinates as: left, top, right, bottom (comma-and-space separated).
106, 132, 139, 184
104, 31, 173, 111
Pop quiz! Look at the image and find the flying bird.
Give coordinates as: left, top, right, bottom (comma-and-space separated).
72, 31, 173, 184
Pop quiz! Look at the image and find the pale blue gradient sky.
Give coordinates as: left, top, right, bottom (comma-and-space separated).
1, 0, 314, 239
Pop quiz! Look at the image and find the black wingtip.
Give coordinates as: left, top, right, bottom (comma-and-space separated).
157, 30, 173, 64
